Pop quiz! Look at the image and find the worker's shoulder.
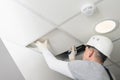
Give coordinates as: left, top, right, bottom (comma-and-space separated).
69, 60, 102, 66
68, 60, 109, 80
68, 60, 104, 71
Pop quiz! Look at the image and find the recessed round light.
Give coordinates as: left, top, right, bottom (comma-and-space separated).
95, 20, 117, 34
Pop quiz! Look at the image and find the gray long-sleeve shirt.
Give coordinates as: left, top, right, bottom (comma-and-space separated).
68, 60, 113, 80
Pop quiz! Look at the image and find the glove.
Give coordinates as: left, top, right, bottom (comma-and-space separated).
35, 40, 48, 52
68, 46, 77, 61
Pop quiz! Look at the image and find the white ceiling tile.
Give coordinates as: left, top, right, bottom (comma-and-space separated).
28, 29, 82, 55
0, 0, 55, 46
38, 29, 82, 55
15, 0, 97, 24
97, 0, 120, 20
59, 14, 103, 43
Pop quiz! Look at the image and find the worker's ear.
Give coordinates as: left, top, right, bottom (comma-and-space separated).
88, 48, 94, 57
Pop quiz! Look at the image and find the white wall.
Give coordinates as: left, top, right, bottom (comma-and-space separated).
2, 38, 71, 80
0, 39, 25, 80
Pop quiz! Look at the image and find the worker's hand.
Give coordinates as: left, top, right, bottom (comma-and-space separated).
69, 46, 77, 61
35, 40, 48, 52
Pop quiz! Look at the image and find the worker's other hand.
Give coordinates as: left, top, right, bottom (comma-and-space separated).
69, 46, 77, 61
35, 40, 48, 52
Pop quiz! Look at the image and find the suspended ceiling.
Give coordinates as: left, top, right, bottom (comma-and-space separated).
0, 0, 120, 79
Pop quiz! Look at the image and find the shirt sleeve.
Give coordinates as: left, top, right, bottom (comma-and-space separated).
41, 49, 75, 79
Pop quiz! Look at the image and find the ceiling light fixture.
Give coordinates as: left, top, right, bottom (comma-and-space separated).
95, 20, 117, 34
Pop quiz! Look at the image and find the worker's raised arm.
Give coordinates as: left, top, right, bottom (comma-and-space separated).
35, 40, 74, 79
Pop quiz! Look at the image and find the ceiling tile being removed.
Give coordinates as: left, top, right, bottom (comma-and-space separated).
27, 29, 82, 55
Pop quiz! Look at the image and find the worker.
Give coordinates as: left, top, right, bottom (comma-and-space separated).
35, 35, 115, 80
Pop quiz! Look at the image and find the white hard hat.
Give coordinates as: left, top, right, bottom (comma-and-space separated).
87, 35, 113, 58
